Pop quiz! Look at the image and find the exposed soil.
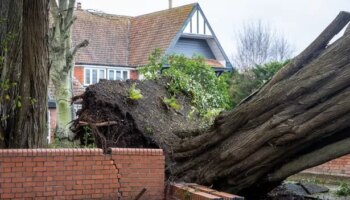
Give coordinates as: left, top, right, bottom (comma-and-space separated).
72, 78, 202, 151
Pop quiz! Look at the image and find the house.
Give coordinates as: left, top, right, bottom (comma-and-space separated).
72, 2, 232, 87
48, 2, 233, 142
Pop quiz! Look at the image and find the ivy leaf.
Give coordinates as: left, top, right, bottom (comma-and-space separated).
16, 101, 21, 108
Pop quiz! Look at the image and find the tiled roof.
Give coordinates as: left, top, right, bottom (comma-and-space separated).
72, 11, 131, 66
128, 4, 195, 66
72, 4, 195, 67
206, 59, 224, 68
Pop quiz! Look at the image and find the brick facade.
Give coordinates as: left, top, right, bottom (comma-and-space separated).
74, 66, 84, 85
304, 155, 350, 177
0, 148, 164, 200
130, 70, 138, 80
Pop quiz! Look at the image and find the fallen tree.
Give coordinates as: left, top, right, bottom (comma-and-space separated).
73, 12, 350, 199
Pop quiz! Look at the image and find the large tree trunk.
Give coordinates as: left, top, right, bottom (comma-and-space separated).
0, 0, 23, 147
0, 0, 50, 148
12, 0, 50, 148
49, 0, 88, 139
73, 12, 350, 199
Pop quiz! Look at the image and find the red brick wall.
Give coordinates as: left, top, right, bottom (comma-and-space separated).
130, 70, 138, 80
0, 148, 165, 200
74, 66, 84, 85
304, 155, 350, 177
110, 148, 165, 199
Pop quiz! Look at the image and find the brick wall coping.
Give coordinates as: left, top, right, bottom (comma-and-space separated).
109, 148, 163, 155
0, 148, 163, 156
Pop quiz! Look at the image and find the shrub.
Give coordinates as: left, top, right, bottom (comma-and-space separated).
336, 182, 350, 196
128, 83, 143, 100
140, 51, 232, 120
230, 61, 287, 107
163, 96, 182, 111
138, 48, 164, 80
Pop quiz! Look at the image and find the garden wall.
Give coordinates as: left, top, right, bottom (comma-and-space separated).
0, 148, 164, 200
304, 154, 350, 177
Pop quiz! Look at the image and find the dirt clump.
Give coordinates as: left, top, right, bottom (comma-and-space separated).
72, 78, 202, 150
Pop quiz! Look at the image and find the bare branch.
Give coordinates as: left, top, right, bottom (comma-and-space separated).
78, 121, 119, 127
65, 0, 76, 27
49, 0, 59, 24
59, 0, 68, 12
234, 20, 293, 70
64, 15, 77, 32
71, 94, 84, 103
71, 39, 89, 57
62, 40, 88, 73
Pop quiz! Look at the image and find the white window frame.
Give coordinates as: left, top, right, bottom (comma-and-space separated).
84, 67, 106, 86
73, 103, 82, 119
83, 65, 133, 86
107, 68, 130, 81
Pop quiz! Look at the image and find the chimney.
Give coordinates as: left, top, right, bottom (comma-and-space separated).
77, 2, 82, 10
169, 0, 172, 9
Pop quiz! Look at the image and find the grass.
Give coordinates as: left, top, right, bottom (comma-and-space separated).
288, 173, 350, 186
335, 183, 350, 196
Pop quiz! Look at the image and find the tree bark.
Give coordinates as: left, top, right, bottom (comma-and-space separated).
0, 0, 23, 147
49, 0, 88, 139
2, 0, 50, 148
74, 12, 350, 199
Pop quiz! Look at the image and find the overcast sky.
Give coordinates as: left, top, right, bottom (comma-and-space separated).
77, 0, 350, 59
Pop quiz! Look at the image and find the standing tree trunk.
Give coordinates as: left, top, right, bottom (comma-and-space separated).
0, 0, 50, 148
12, 0, 50, 148
74, 12, 350, 199
0, 0, 23, 147
49, 0, 88, 139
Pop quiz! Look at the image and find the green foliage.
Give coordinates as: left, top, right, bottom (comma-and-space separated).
48, 138, 81, 148
230, 61, 287, 107
0, 24, 21, 126
163, 55, 232, 116
202, 108, 223, 124
128, 83, 143, 100
163, 96, 182, 111
138, 48, 164, 79
139, 49, 237, 122
144, 125, 154, 135
140, 51, 232, 119
336, 182, 350, 196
